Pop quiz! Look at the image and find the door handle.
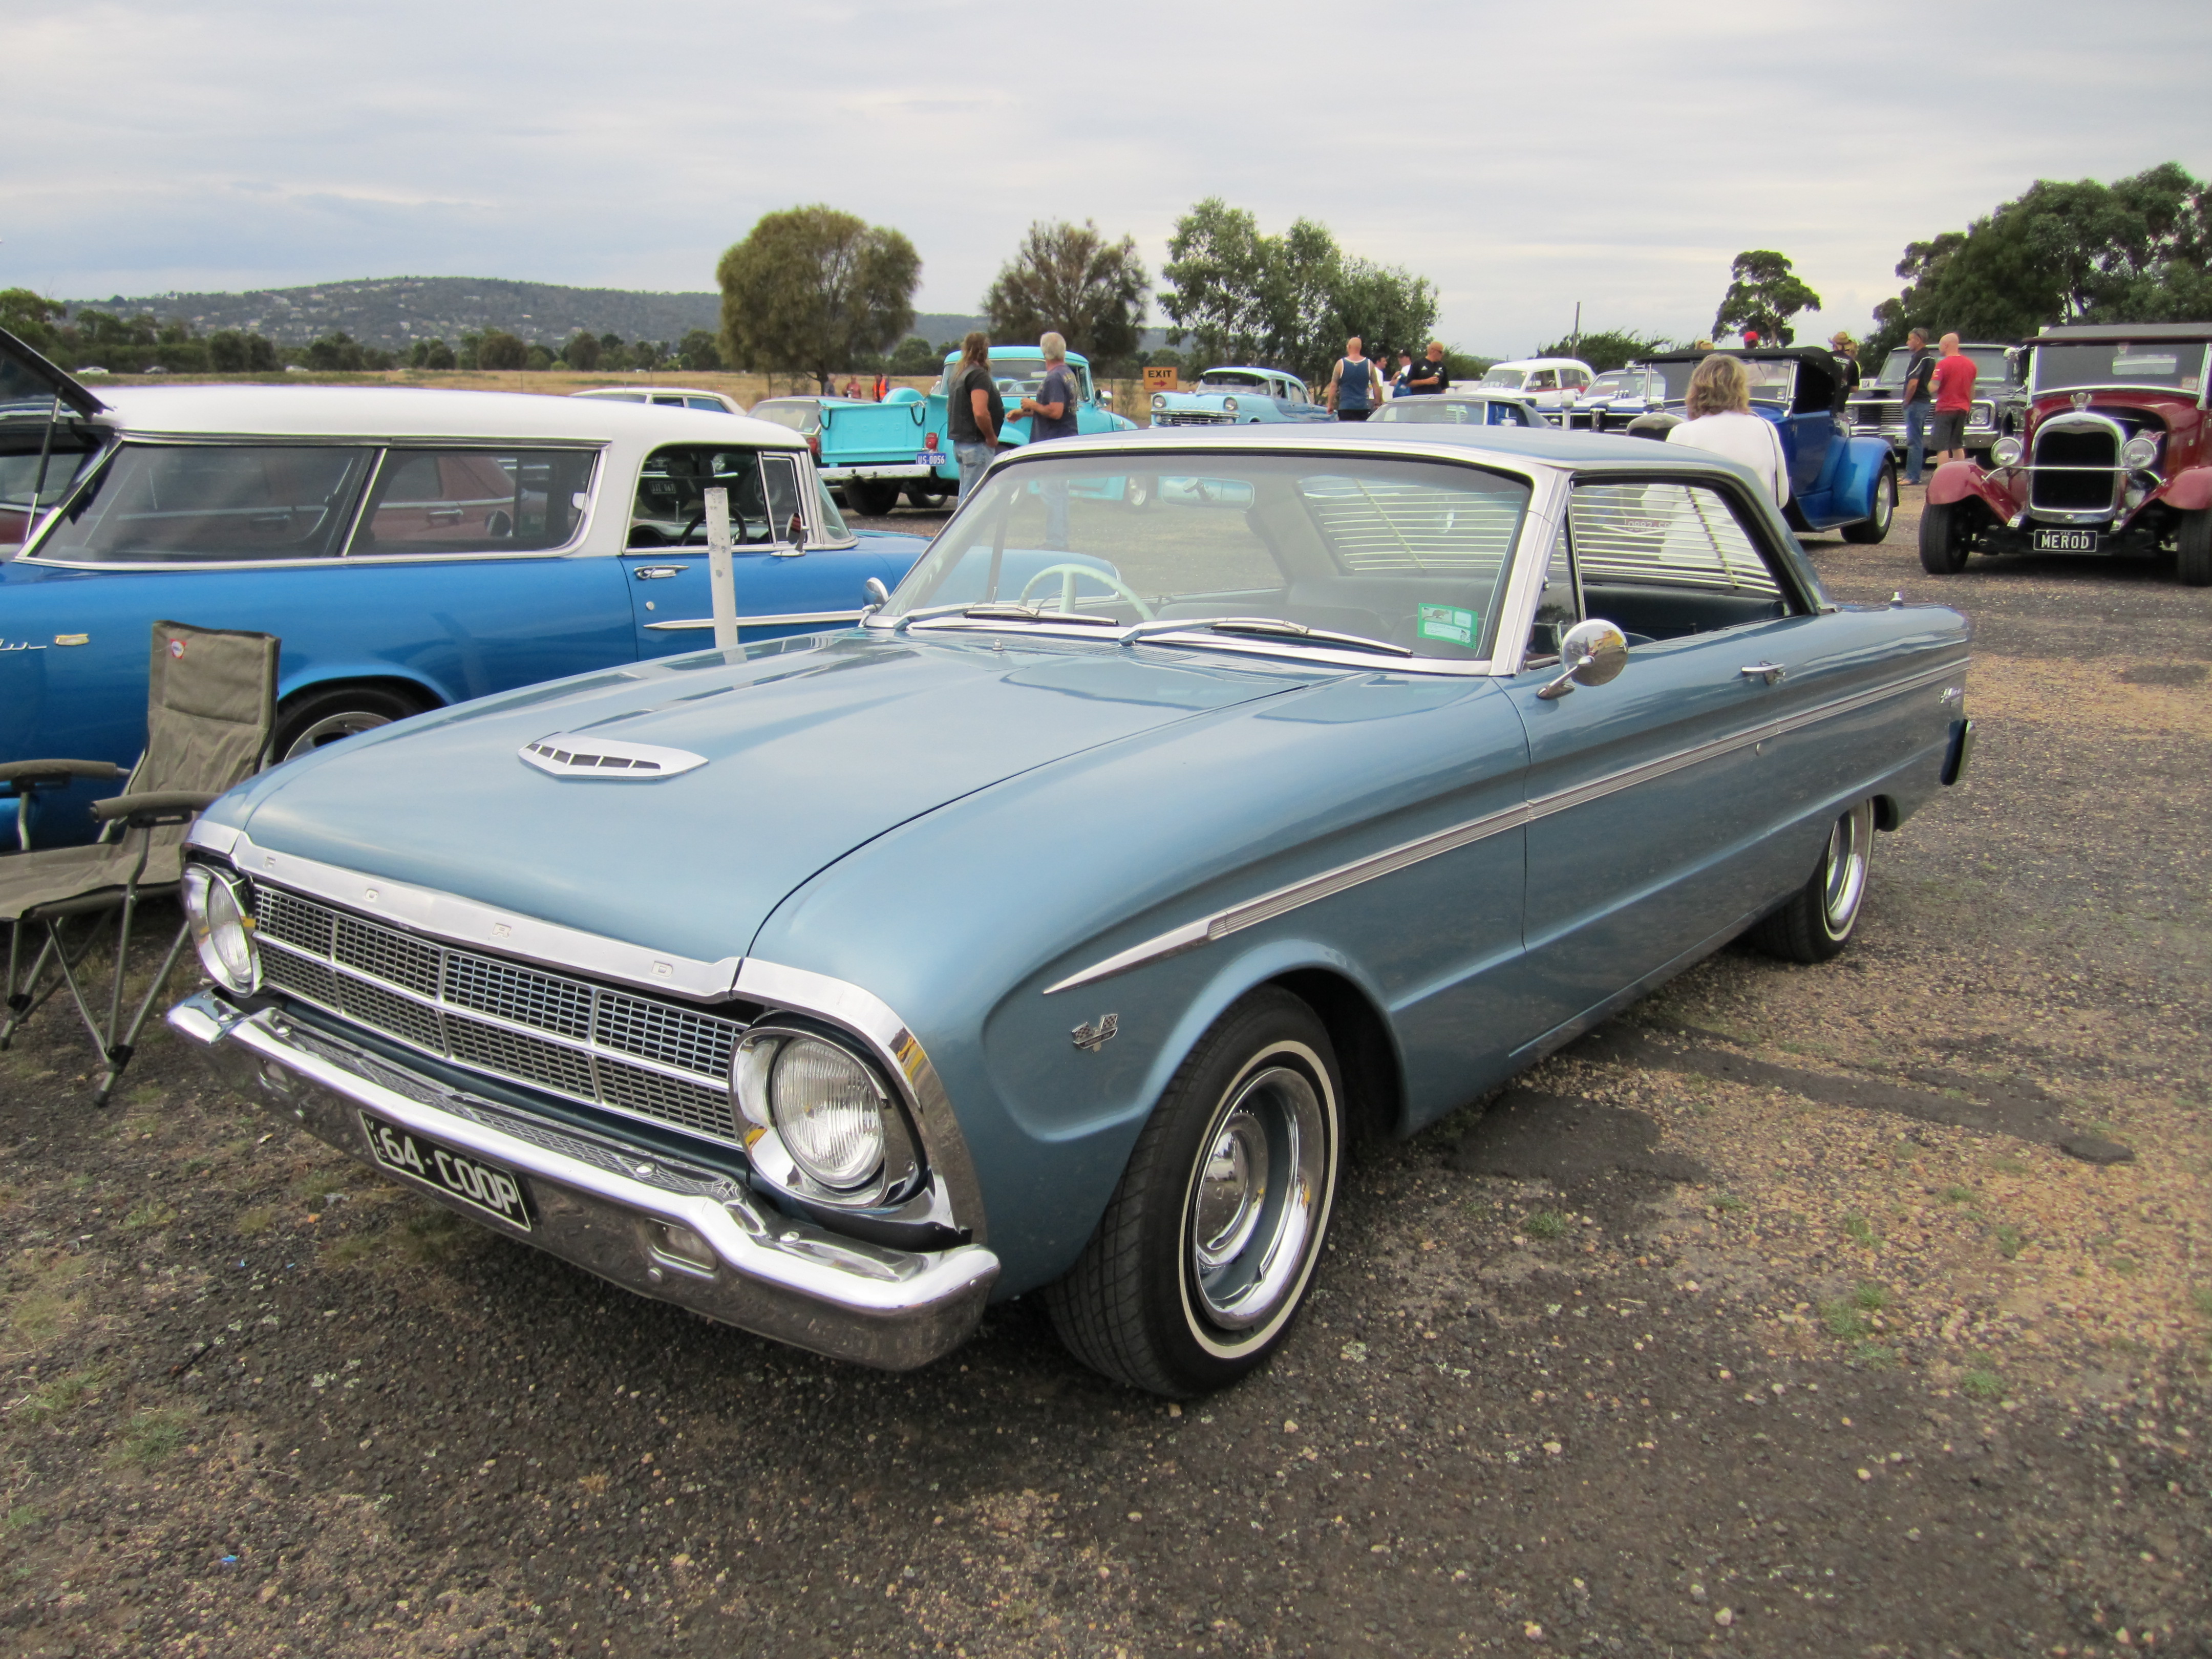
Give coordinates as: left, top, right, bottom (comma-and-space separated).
633, 566, 684, 580
1739, 663, 1786, 685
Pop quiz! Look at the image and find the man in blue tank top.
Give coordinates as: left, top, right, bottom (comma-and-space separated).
1326, 336, 1380, 421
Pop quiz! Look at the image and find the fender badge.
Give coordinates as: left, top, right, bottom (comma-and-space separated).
1072, 1013, 1120, 1051
54, 633, 89, 647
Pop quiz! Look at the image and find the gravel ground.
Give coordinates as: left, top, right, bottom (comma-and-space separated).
3, 489, 2207, 1658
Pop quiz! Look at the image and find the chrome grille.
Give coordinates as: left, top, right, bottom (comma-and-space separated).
1155, 411, 1233, 426
251, 884, 749, 1146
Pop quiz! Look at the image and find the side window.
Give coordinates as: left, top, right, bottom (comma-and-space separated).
760, 452, 803, 541
1567, 480, 1790, 641
1526, 518, 1581, 661
38, 444, 375, 564
651, 395, 686, 407
1527, 370, 1558, 392
685, 396, 726, 412
351, 449, 594, 557
629, 445, 774, 548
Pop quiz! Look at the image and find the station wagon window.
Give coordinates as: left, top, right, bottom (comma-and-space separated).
1525, 370, 1559, 392
884, 453, 1528, 663
33, 443, 375, 564
628, 444, 792, 547
1562, 479, 1791, 645
348, 448, 594, 557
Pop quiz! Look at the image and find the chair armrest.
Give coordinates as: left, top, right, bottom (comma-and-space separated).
0, 758, 124, 793
89, 791, 219, 828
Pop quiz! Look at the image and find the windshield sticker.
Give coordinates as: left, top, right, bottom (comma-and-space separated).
1417, 604, 1477, 647
2183, 376, 2202, 394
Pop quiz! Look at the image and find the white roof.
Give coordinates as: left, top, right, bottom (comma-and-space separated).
1485, 357, 1595, 374
86, 384, 804, 449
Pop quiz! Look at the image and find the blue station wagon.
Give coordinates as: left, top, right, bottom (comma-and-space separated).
0, 346, 925, 846
168, 422, 1974, 1395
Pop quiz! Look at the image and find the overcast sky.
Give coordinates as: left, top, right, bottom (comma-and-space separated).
8, 0, 2208, 356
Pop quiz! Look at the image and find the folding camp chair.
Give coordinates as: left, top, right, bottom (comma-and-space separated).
0, 621, 279, 1104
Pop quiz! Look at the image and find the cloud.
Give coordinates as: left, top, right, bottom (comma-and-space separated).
5, 0, 2207, 354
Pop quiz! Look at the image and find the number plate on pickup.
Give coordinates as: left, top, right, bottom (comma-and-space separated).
359, 1113, 532, 1230
2032, 528, 2099, 553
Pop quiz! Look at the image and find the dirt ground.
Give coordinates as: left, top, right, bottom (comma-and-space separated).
2, 490, 2206, 1657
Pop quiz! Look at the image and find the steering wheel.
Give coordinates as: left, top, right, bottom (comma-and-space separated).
1018, 563, 1154, 620
677, 513, 706, 544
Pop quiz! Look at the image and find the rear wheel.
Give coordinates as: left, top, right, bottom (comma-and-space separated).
841, 480, 899, 516
1841, 461, 1896, 544
2177, 508, 2212, 587
1047, 988, 1342, 1396
904, 483, 948, 510
1752, 800, 1876, 964
273, 684, 429, 764
1918, 499, 1972, 574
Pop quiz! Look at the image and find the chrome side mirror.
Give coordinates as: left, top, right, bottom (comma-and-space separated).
1536, 619, 1629, 700
863, 576, 890, 611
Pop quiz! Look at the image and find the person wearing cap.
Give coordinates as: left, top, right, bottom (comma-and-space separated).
1830, 331, 1861, 392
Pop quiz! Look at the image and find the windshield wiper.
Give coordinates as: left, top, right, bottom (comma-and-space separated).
909, 602, 1121, 629
1200, 618, 1413, 657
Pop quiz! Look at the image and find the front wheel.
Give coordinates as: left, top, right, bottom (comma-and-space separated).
1047, 988, 1342, 1396
2177, 508, 2212, 587
841, 480, 899, 516
1918, 499, 1972, 574
1841, 461, 1896, 544
1752, 799, 1876, 964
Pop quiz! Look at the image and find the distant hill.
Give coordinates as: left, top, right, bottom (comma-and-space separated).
55, 282, 1179, 355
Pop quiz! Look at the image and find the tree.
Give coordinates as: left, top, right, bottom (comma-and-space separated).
1864, 162, 2212, 363
304, 332, 367, 372
524, 344, 558, 371
1534, 328, 1672, 372
0, 289, 62, 354
477, 330, 527, 371
1161, 199, 1436, 382
888, 335, 941, 375
982, 220, 1148, 367
563, 332, 602, 371
408, 337, 456, 370
675, 329, 722, 372
1713, 251, 1821, 345
717, 205, 920, 384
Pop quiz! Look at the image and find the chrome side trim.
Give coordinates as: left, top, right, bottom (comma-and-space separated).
165, 992, 997, 1371
194, 827, 745, 1001
645, 609, 864, 632
1044, 654, 1969, 995
736, 959, 988, 1245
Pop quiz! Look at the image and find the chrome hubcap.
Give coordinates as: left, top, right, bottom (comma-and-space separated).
283, 710, 392, 762
1186, 1063, 1327, 1331
1822, 800, 1875, 934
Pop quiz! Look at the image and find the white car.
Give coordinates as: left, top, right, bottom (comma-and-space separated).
1476, 357, 1597, 416
570, 386, 745, 416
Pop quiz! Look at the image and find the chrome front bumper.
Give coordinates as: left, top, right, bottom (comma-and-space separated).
166, 990, 1000, 1370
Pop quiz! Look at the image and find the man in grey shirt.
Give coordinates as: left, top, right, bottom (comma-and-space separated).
1011, 332, 1081, 547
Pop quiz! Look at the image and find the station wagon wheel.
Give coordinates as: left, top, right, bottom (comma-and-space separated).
272, 685, 428, 764
1752, 798, 1877, 964
1841, 460, 1896, 544
1047, 987, 1342, 1396
1918, 500, 1972, 575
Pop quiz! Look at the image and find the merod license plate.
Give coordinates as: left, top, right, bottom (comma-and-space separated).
359, 1113, 531, 1229
2032, 528, 2098, 552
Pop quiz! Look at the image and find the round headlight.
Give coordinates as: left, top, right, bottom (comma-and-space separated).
2121, 433, 2160, 470
1990, 435, 2023, 467
768, 1037, 885, 1189
181, 864, 259, 994
1151, 392, 1165, 410
1222, 396, 1238, 413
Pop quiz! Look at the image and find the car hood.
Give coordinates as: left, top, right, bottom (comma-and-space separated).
211, 633, 1313, 964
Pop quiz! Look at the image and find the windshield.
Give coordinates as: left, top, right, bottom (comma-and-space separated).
2032, 341, 2208, 396
749, 400, 816, 433
1479, 368, 1526, 390
1965, 348, 2012, 384
1586, 372, 1657, 400
880, 452, 1529, 664
1197, 372, 1272, 392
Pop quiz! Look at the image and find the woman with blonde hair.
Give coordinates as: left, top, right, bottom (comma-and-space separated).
1665, 353, 1789, 506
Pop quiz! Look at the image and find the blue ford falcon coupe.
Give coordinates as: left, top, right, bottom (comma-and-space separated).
168, 422, 1974, 1395
0, 334, 922, 847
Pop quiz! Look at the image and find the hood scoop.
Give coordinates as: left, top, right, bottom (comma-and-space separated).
519, 733, 707, 779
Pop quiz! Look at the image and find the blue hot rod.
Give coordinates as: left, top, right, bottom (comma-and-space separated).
1627, 348, 1898, 543
169, 421, 1972, 1395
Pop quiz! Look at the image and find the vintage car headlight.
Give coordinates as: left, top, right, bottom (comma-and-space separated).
1990, 435, 2023, 467
2121, 433, 2161, 470
181, 864, 259, 994
1151, 392, 1165, 410
1222, 396, 1238, 413
733, 1031, 888, 1190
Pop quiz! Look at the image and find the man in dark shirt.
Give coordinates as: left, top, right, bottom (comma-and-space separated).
1405, 342, 1449, 396
947, 331, 1003, 505
1901, 328, 1937, 484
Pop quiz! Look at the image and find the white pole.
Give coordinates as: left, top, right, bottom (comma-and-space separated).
704, 486, 738, 651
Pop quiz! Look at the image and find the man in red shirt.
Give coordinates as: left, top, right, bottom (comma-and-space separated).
1929, 332, 1977, 465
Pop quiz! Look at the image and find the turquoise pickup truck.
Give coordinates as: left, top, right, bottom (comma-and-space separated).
817, 345, 1137, 513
